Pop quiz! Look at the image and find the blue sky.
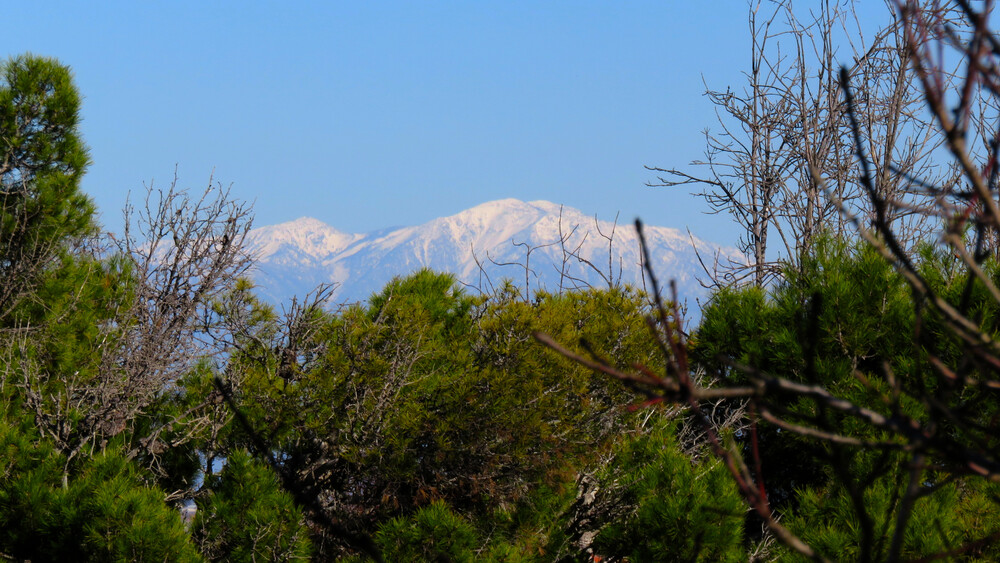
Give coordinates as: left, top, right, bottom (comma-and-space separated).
7, 2, 895, 248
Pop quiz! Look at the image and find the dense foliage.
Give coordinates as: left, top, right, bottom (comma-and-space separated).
216, 272, 664, 558
9, 9, 1000, 556
691, 239, 1000, 560
0, 55, 702, 560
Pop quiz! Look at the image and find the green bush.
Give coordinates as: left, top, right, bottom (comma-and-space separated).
375, 501, 478, 562
592, 417, 744, 562
0, 421, 200, 561
192, 449, 311, 561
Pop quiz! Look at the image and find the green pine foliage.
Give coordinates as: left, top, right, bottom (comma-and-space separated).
0, 54, 96, 319
590, 417, 744, 562
133, 358, 219, 495
692, 236, 1000, 559
953, 479, 1000, 562
213, 270, 660, 558
192, 449, 312, 561
783, 463, 963, 561
0, 55, 141, 499
0, 421, 200, 561
63, 449, 201, 562
374, 501, 479, 563
694, 237, 916, 393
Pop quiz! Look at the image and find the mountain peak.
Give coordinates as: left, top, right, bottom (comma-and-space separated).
261, 216, 347, 234
448, 198, 541, 220
460, 198, 566, 215
285, 216, 336, 229
247, 216, 360, 262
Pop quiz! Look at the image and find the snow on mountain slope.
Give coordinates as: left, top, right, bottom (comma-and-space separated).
246, 217, 362, 263
245, 199, 743, 305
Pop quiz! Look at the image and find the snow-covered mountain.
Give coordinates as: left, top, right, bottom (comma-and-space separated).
244, 199, 743, 305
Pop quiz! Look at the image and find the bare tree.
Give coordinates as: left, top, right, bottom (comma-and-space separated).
12, 172, 255, 485
113, 174, 256, 479
650, 0, 956, 287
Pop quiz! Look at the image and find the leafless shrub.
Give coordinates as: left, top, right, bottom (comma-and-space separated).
650, 0, 960, 288
469, 206, 631, 301
13, 171, 255, 484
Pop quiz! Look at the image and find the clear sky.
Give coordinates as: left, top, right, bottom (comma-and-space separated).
6, 2, 896, 249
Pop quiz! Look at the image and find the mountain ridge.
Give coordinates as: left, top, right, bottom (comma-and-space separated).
244, 199, 742, 305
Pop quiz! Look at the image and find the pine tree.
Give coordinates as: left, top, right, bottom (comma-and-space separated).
0, 54, 94, 322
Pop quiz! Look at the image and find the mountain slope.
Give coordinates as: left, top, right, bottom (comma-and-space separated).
244, 199, 742, 305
